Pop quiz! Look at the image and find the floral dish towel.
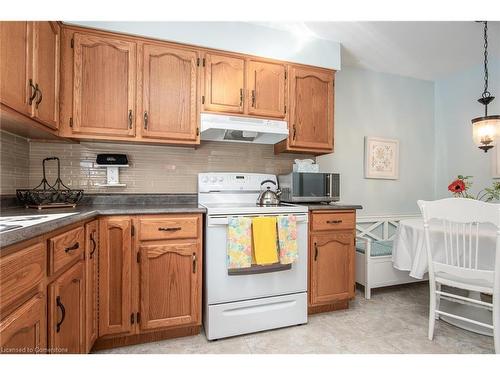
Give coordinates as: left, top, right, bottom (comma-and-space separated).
277, 215, 298, 264
227, 216, 252, 269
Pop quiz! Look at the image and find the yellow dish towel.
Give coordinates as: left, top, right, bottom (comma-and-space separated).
252, 217, 279, 265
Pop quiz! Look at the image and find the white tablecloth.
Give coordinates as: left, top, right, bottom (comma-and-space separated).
392, 218, 497, 279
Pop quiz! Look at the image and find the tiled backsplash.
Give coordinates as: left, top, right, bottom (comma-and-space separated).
22, 139, 308, 194
0, 131, 30, 195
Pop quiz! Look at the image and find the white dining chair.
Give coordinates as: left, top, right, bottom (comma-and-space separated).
417, 198, 500, 354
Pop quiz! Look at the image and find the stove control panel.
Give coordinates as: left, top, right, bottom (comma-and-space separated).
198, 173, 278, 192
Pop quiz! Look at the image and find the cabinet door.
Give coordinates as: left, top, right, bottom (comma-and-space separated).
99, 217, 134, 337
289, 66, 334, 150
310, 231, 354, 305
139, 242, 201, 331
32, 21, 60, 130
72, 33, 136, 137
0, 21, 32, 116
141, 44, 198, 142
0, 242, 45, 310
247, 60, 286, 118
0, 293, 46, 354
48, 261, 85, 354
203, 53, 244, 114
84, 220, 98, 352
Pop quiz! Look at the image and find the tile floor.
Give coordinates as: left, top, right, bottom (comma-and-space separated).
96, 283, 495, 354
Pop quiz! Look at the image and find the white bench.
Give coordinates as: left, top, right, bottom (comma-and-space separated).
355, 214, 426, 299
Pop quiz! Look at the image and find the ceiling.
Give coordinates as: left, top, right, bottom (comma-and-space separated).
255, 21, 500, 81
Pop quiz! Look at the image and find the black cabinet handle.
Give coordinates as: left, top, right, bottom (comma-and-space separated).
128, 110, 133, 129
192, 253, 197, 273
251, 90, 256, 107
28, 79, 37, 105
64, 242, 79, 253
89, 232, 97, 259
158, 227, 181, 232
293, 124, 297, 140
314, 242, 318, 261
144, 111, 148, 129
239, 88, 243, 106
56, 296, 66, 333
326, 220, 343, 224
35, 86, 43, 109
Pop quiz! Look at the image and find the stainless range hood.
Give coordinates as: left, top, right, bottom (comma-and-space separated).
200, 113, 289, 144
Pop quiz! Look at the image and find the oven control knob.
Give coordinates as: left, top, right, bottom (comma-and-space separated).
210, 176, 217, 183
218, 176, 224, 183
201, 176, 208, 183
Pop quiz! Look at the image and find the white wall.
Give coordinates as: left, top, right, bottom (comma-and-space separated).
434, 59, 500, 198
67, 21, 341, 70
317, 67, 435, 215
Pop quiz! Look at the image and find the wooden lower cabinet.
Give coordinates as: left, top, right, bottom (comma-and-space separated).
48, 261, 85, 353
94, 214, 203, 349
0, 293, 46, 354
84, 220, 99, 352
139, 242, 201, 331
1, 213, 203, 353
98, 216, 134, 337
308, 211, 356, 314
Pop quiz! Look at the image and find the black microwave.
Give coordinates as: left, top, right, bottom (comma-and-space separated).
278, 172, 340, 203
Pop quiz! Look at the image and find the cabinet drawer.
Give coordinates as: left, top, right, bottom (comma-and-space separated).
48, 226, 84, 275
0, 243, 46, 310
139, 215, 199, 241
311, 211, 355, 232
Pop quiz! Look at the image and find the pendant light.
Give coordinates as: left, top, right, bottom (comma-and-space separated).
472, 21, 500, 153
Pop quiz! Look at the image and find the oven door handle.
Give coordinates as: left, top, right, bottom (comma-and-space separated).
207, 214, 308, 226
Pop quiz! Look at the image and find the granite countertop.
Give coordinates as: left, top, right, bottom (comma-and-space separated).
299, 203, 363, 211
0, 193, 362, 249
0, 195, 206, 249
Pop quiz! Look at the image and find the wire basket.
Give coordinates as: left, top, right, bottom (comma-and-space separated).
16, 157, 84, 209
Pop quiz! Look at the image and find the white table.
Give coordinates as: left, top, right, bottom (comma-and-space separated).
392, 218, 496, 336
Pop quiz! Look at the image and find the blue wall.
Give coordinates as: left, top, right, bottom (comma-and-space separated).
317, 67, 435, 215
434, 59, 500, 198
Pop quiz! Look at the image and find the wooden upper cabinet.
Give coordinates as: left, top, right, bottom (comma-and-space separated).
32, 21, 60, 130
203, 53, 245, 114
48, 261, 85, 354
141, 44, 198, 142
72, 33, 136, 137
247, 60, 286, 118
99, 217, 134, 337
288, 66, 334, 151
139, 242, 201, 331
0, 21, 31, 116
309, 231, 355, 306
0, 293, 46, 354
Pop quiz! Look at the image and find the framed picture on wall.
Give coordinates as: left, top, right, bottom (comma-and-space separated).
364, 137, 400, 180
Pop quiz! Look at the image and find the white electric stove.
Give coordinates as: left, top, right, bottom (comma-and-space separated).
198, 172, 308, 340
